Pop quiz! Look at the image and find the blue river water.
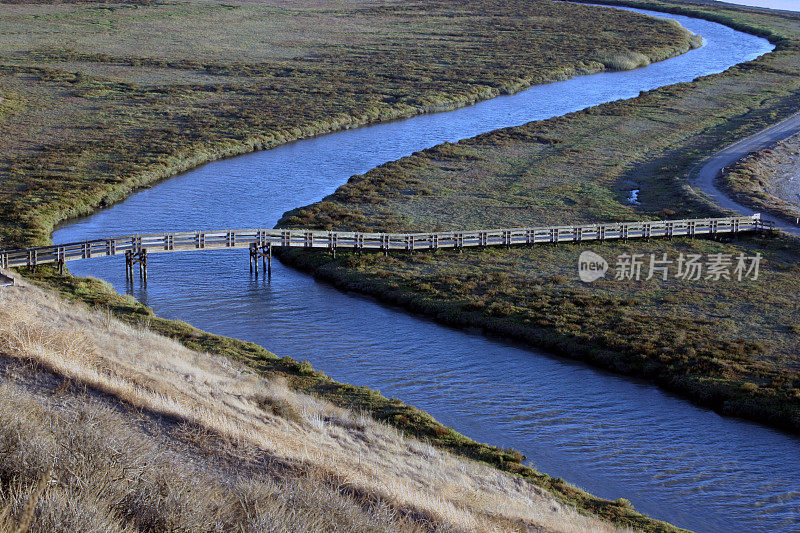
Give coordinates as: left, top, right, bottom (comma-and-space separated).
54, 7, 799, 532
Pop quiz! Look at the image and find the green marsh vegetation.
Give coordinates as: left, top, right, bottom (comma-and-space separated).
0, 0, 696, 247
278, 0, 800, 432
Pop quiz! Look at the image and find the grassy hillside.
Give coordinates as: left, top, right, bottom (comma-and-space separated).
0, 271, 687, 532
277, 0, 800, 432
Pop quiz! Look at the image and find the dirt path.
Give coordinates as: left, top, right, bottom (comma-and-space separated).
689, 111, 800, 236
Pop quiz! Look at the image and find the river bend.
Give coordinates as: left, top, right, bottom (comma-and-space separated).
54, 7, 799, 532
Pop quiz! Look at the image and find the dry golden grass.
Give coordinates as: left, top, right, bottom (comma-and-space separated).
0, 468, 49, 533
0, 373, 426, 533
0, 272, 632, 532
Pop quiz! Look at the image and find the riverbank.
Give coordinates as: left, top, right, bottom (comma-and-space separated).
277, 0, 800, 433
11, 266, 686, 532
3, 272, 652, 532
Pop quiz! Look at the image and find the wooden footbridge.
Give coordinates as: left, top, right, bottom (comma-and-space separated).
0, 215, 772, 280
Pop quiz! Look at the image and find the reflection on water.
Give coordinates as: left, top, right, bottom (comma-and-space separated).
54, 8, 799, 533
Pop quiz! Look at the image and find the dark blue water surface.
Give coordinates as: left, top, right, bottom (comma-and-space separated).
54, 7, 799, 532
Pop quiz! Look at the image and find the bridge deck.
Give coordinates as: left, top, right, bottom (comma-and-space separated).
0, 215, 772, 269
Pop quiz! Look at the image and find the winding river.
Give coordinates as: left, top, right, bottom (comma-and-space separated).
53, 7, 800, 533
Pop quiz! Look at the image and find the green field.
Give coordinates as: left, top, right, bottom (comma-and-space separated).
278, 0, 800, 432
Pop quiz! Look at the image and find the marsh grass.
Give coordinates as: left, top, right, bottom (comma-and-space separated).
0, 0, 696, 248
594, 51, 652, 71
275, 0, 800, 432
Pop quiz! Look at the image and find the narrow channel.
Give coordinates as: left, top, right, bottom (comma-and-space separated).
54, 8, 799, 533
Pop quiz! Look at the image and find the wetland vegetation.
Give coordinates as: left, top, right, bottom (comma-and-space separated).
0, 0, 714, 530
278, 0, 800, 432
0, 0, 696, 247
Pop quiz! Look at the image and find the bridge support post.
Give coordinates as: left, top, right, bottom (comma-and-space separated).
58, 257, 64, 276
140, 249, 147, 282
125, 249, 147, 282
254, 245, 259, 275
249, 243, 260, 276
250, 243, 273, 278
125, 251, 132, 281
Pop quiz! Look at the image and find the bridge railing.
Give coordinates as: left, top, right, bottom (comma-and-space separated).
0, 215, 772, 269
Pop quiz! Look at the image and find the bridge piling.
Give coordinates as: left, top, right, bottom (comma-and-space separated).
249, 243, 272, 278
125, 249, 147, 282
249, 243, 259, 276
140, 249, 147, 282
125, 251, 132, 281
